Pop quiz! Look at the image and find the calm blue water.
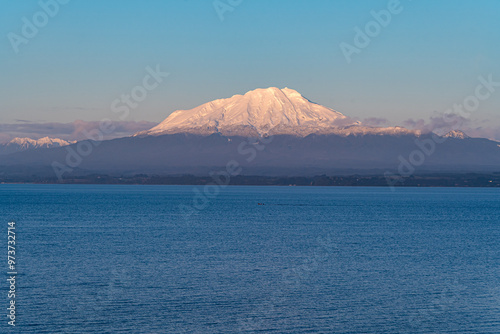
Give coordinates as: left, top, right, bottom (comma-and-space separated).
1, 185, 499, 333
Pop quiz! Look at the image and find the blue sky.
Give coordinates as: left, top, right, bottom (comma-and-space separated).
1, 0, 500, 140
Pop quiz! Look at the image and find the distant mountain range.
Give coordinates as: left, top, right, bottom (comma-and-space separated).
1, 87, 499, 180
0, 137, 74, 155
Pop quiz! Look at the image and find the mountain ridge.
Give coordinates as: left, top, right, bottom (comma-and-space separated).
1, 88, 498, 180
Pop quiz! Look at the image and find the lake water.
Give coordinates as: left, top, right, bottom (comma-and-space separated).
1, 185, 499, 333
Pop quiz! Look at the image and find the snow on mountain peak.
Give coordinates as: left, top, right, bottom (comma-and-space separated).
139, 87, 362, 137
6, 137, 74, 149
137, 87, 420, 137
0, 136, 76, 155
444, 130, 470, 139
9, 137, 37, 146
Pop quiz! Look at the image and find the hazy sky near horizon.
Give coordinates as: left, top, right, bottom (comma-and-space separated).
1, 0, 500, 138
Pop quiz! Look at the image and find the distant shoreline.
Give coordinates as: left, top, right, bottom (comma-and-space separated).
1, 173, 500, 188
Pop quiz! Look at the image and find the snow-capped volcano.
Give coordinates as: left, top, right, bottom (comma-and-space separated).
137, 87, 418, 137
139, 87, 352, 136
